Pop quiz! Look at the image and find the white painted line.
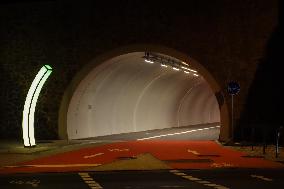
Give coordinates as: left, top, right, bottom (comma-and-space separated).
196, 180, 211, 184
174, 172, 187, 176
137, 126, 220, 140
187, 149, 200, 155
85, 181, 98, 184
251, 175, 273, 181
171, 171, 230, 189
82, 177, 94, 181
84, 153, 104, 159
214, 186, 230, 189
78, 172, 90, 176
88, 183, 101, 187
108, 148, 129, 152
9, 179, 40, 187
170, 170, 180, 173
5, 164, 101, 168
215, 187, 230, 189
204, 183, 220, 187
80, 175, 91, 178
182, 176, 201, 181
79, 173, 103, 188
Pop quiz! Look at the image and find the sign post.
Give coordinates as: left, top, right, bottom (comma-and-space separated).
227, 81, 240, 141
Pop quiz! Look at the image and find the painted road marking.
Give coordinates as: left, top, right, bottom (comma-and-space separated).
182, 175, 201, 181
211, 162, 234, 168
89, 183, 101, 187
5, 164, 101, 168
204, 183, 221, 187
187, 149, 200, 155
10, 179, 40, 188
215, 186, 230, 189
197, 180, 211, 184
85, 181, 98, 184
137, 126, 220, 140
108, 148, 129, 152
170, 170, 180, 173
251, 175, 273, 181
175, 172, 187, 176
170, 170, 230, 189
160, 186, 185, 188
79, 173, 103, 189
82, 177, 94, 181
84, 153, 104, 159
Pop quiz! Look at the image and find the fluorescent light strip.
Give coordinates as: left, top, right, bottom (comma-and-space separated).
144, 59, 154, 64
172, 67, 180, 71
184, 71, 189, 74
137, 126, 220, 141
181, 61, 189, 66
161, 64, 168, 67
22, 65, 52, 147
193, 73, 199, 77
181, 66, 197, 73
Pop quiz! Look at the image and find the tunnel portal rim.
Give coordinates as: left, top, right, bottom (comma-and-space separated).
58, 44, 230, 141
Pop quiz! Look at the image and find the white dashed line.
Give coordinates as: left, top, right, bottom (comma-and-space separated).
197, 180, 211, 184
215, 186, 230, 189
174, 172, 187, 176
79, 173, 103, 189
160, 186, 185, 188
82, 177, 94, 181
251, 175, 273, 182
204, 183, 221, 187
182, 175, 201, 181
170, 170, 180, 173
170, 170, 230, 189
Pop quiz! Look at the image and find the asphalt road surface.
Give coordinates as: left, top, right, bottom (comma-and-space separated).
1, 169, 284, 189
84, 123, 220, 141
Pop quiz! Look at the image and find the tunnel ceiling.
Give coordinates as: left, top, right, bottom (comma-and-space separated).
67, 52, 220, 139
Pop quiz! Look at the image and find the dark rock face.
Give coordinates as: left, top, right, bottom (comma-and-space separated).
0, 0, 280, 141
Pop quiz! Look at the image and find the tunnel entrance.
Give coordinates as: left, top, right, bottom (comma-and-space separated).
59, 45, 230, 141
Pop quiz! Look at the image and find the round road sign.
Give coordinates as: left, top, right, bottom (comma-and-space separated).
227, 81, 240, 95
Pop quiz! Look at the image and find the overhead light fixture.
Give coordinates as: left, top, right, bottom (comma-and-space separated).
181, 66, 197, 73
193, 73, 199, 77
181, 61, 189, 66
143, 52, 199, 76
188, 68, 197, 73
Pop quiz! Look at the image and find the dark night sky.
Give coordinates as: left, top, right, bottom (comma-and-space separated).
0, 0, 282, 143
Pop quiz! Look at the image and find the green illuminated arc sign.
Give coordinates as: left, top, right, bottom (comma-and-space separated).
22, 65, 53, 147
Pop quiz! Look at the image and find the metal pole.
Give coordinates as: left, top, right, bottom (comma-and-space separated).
263, 128, 266, 155
231, 94, 234, 141
276, 130, 279, 158
251, 126, 254, 151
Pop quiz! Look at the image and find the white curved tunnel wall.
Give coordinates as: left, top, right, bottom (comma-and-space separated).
67, 52, 220, 139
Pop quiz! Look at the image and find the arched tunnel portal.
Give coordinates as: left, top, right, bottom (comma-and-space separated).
59, 45, 230, 141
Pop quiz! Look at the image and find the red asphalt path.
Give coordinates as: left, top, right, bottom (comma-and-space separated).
1, 141, 283, 174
